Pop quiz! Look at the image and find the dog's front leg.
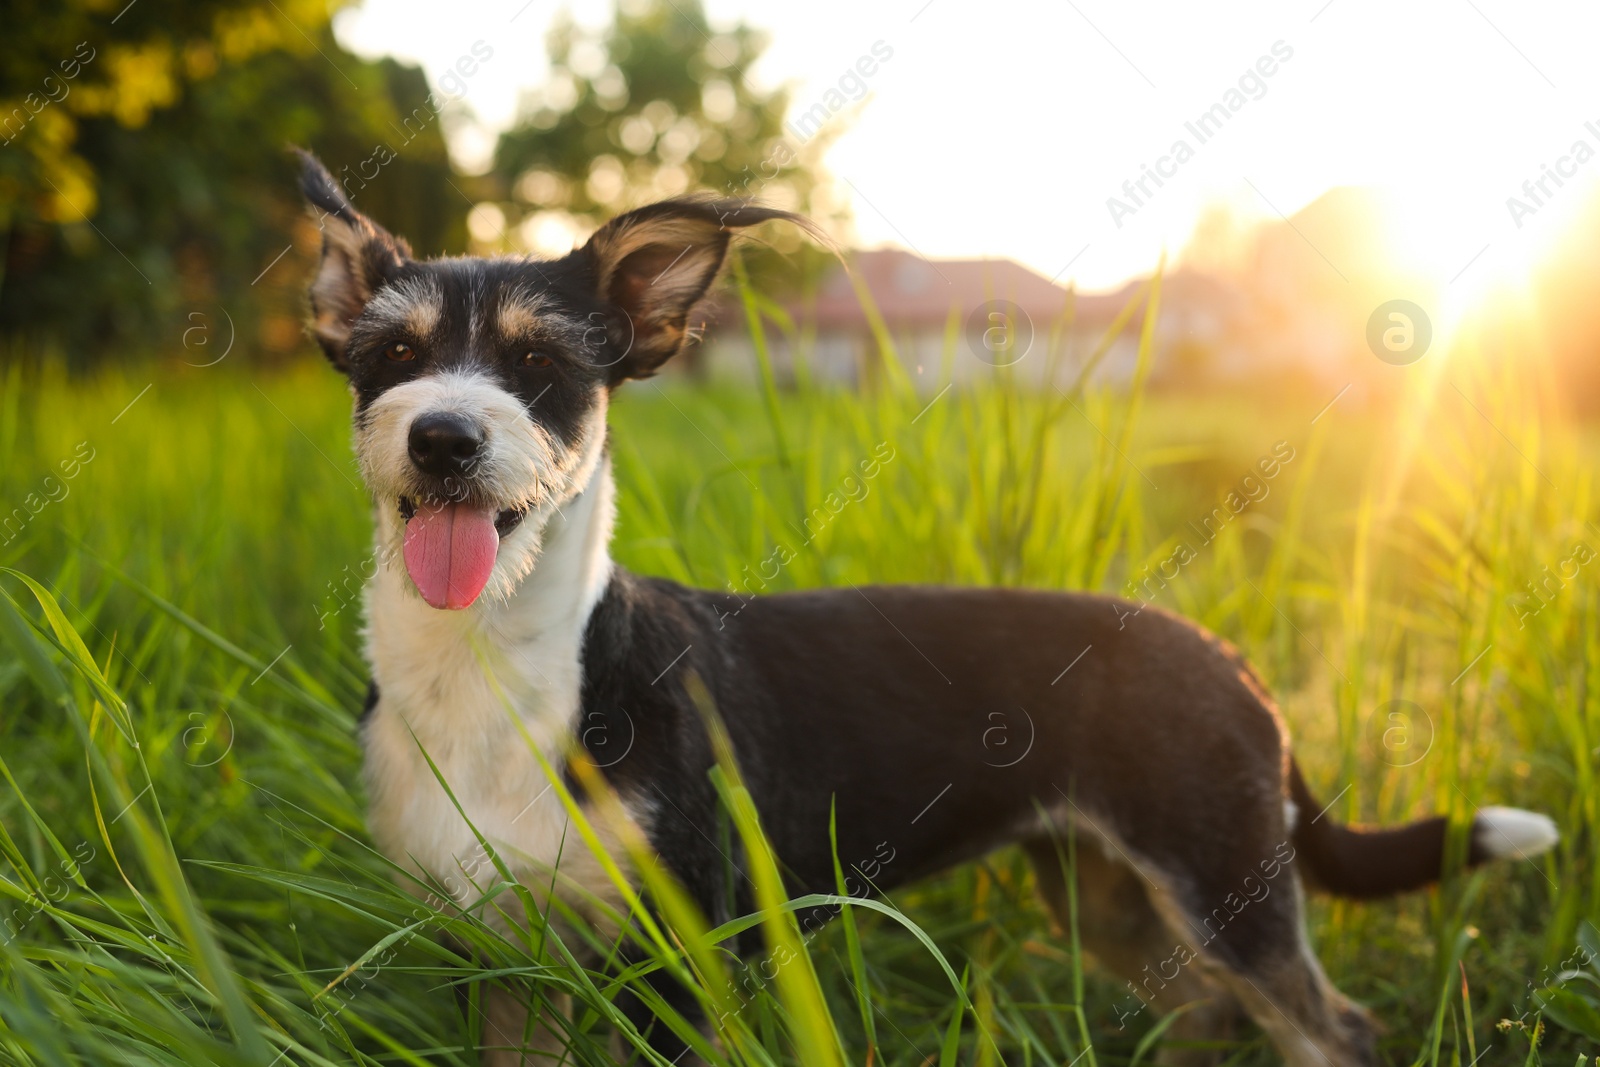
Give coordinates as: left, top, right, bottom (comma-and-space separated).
479, 984, 573, 1067
611, 962, 714, 1066
477, 977, 715, 1066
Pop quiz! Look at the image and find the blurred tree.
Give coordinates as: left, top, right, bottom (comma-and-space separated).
488, 0, 845, 281
0, 0, 467, 368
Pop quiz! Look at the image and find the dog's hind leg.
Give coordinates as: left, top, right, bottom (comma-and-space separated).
1166, 885, 1380, 1067
1133, 854, 1380, 1067
1024, 837, 1246, 1067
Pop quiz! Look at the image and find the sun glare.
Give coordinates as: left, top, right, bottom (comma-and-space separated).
1376, 182, 1590, 350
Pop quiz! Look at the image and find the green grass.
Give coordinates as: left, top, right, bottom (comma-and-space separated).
0, 285, 1595, 1065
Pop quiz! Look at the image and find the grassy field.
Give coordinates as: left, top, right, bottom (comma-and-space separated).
0, 288, 1596, 1065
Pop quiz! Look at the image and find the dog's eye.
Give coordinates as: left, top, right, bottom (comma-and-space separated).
384, 342, 416, 362
521, 351, 553, 368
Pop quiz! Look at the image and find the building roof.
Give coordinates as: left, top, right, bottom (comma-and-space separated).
798, 248, 1129, 331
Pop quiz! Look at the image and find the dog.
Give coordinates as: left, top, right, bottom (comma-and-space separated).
294, 149, 1559, 1066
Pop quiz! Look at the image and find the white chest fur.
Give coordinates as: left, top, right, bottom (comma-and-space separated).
360, 459, 631, 923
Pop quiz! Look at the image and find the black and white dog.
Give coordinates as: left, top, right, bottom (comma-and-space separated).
296, 150, 1557, 1066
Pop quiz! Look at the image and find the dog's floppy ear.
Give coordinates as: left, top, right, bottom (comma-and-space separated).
295, 148, 411, 371
579, 197, 817, 381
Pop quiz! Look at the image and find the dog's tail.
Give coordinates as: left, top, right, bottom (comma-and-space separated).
1287, 759, 1557, 898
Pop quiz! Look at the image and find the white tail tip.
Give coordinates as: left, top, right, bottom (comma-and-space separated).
1474, 806, 1559, 861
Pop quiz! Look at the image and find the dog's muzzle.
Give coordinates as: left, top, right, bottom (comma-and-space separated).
394, 413, 530, 611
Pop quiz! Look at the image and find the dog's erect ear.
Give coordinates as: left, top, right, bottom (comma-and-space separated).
295, 149, 412, 371
579, 197, 816, 381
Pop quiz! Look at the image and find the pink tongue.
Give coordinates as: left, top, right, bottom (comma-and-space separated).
402, 501, 500, 609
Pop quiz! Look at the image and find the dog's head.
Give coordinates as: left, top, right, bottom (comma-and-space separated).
296, 150, 808, 610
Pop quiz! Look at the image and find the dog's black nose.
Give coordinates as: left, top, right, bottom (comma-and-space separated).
408, 413, 484, 476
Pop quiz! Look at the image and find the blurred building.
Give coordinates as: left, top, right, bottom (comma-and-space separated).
694, 248, 1273, 391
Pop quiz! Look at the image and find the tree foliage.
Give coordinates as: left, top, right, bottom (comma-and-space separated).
488, 0, 843, 277
0, 0, 467, 367
0, 0, 847, 367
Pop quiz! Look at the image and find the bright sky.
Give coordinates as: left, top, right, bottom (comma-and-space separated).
334, 0, 1600, 292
